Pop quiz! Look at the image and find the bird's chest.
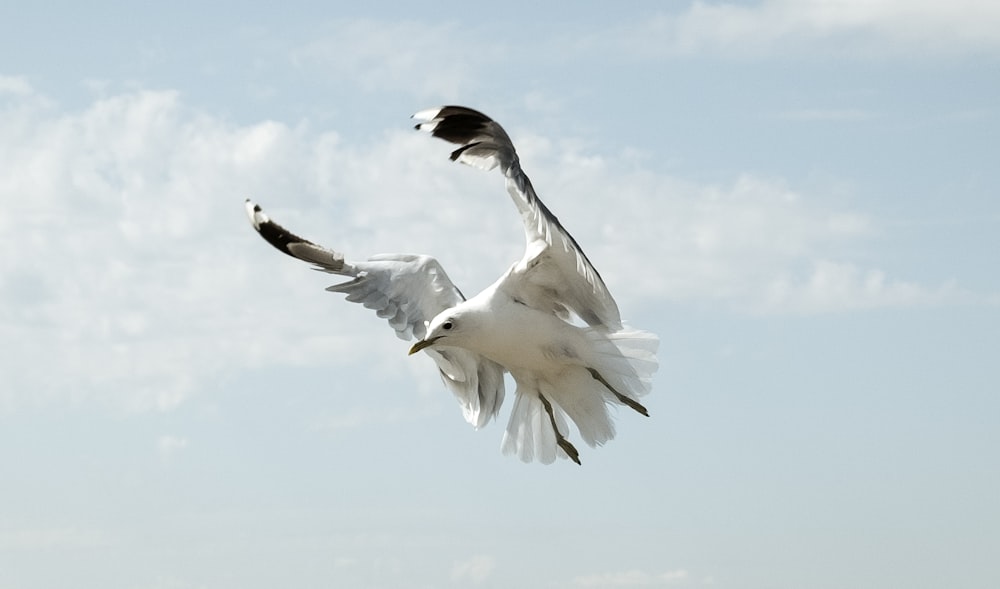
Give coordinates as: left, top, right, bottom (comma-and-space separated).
479, 299, 585, 374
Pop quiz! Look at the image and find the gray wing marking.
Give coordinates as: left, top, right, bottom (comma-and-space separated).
326, 254, 463, 341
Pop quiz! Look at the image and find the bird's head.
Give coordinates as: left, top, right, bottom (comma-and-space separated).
408, 312, 468, 355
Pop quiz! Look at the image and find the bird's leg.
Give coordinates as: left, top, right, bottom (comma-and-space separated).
538, 393, 581, 465
587, 368, 649, 417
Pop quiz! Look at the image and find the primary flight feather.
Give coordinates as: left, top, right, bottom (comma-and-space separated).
246, 106, 658, 464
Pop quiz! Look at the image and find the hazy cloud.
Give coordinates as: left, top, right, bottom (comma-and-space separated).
602, 0, 1000, 59
1, 85, 337, 412
157, 435, 190, 458
573, 568, 691, 587
291, 19, 497, 97
451, 554, 496, 585
0, 527, 110, 551
761, 260, 967, 313
0, 74, 35, 96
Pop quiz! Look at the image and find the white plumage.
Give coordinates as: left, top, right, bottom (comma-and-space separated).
246, 106, 658, 464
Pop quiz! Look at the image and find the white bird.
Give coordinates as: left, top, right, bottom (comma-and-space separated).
246, 106, 658, 464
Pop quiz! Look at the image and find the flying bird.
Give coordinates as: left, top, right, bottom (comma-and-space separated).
246, 106, 658, 464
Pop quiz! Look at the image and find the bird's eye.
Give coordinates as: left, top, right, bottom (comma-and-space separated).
442, 321, 453, 331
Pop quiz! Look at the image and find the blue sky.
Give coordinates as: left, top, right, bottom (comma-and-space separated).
1, 1, 998, 588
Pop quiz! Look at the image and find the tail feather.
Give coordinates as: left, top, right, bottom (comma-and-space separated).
501, 389, 572, 464
548, 369, 617, 448
501, 327, 659, 464
585, 326, 659, 401
501, 374, 615, 464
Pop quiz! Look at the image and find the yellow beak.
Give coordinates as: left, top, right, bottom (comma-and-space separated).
408, 337, 439, 355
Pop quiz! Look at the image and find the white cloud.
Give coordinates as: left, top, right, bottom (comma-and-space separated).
451, 554, 495, 585
0, 85, 352, 413
606, 0, 1000, 59
0, 81, 969, 413
0, 527, 110, 551
157, 435, 190, 458
0, 75, 35, 96
761, 260, 967, 314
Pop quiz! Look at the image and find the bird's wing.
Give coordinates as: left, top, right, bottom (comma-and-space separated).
245, 199, 454, 341
245, 199, 505, 428
414, 106, 622, 330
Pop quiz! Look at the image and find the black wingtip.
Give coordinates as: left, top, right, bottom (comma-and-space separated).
413, 105, 496, 146
244, 198, 265, 229
244, 200, 310, 259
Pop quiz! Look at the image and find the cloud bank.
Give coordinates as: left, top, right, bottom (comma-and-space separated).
0, 79, 963, 412
610, 0, 1000, 59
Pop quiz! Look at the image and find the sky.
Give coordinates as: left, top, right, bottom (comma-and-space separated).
1, 1, 998, 587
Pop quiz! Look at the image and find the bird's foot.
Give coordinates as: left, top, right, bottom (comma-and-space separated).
587, 368, 649, 417
538, 392, 582, 465
557, 436, 581, 465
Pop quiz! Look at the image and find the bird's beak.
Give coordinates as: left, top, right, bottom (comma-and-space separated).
408, 337, 440, 355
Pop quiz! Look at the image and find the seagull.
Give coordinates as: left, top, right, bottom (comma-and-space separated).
246, 106, 658, 464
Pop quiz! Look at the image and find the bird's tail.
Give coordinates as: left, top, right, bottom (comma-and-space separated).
584, 325, 659, 404
501, 327, 659, 464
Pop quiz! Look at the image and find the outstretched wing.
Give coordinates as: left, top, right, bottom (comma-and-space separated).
245, 199, 505, 428
245, 199, 454, 341
414, 106, 622, 330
